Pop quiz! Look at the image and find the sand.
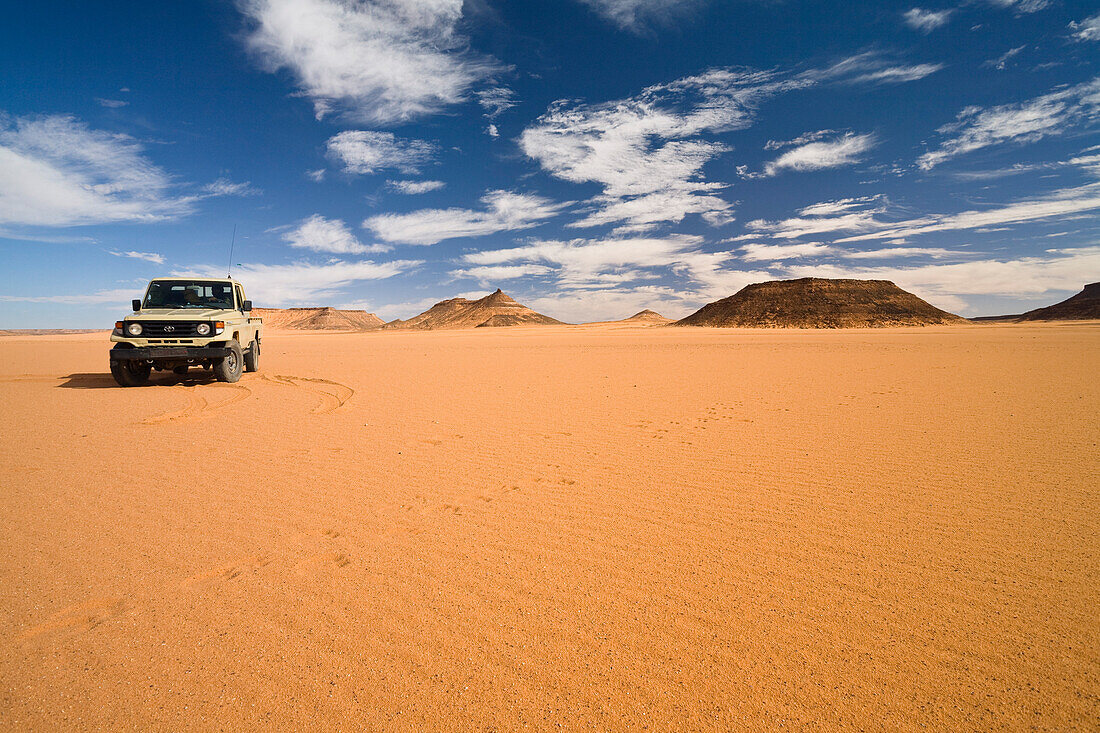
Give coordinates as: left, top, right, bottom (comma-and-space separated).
1, 323, 1097, 730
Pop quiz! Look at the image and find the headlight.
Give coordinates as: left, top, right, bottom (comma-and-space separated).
126, 322, 143, 336
196, 322, 211, 336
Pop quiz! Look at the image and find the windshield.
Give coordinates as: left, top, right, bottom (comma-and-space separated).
143, 281, 235, 309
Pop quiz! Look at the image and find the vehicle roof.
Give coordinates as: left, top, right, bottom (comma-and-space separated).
148, 277, 241, 284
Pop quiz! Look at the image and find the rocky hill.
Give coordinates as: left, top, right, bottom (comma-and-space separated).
675, 278, 966, 328
385, 289, 564, 330
253, 307, 384, 331
623, 309, 672, 325
1017, 282, 1100, 321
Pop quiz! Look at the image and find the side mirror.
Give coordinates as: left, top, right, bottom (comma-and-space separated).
242, 300, 253, 312
132, 299, 141, 312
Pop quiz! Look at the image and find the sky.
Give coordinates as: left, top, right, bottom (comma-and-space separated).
1, 0, 1098, 327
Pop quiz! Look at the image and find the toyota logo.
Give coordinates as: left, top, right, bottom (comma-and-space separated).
163, 325, 175, 332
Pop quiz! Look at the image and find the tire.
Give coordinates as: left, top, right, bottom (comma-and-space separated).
111, 358, 151, 387
213, 340, 243, 383
244, 339, 259, 373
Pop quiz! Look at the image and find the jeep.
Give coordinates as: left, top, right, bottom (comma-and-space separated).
109, 278, 263, 387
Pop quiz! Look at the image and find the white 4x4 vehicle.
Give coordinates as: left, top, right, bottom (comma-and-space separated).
109, 278, 263, 387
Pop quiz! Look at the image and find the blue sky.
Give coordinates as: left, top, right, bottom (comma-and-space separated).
1, 0, 1098, 327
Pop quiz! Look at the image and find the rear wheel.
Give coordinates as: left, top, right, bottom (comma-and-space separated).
244, 339, 259, 373
214, 340, 243, 383
110, 359, 151, 387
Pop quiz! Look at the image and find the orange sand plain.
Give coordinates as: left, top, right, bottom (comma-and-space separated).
1, 323, 1097, 730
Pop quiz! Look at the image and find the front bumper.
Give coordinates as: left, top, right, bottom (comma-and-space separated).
110, 346, 232, 361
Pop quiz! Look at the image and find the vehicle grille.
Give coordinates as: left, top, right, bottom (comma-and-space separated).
138, 321, 201, 336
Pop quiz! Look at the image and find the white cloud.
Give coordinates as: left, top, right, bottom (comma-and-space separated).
326, 130, 436, 175
763, 133, 875, 176
574, 0, 706, 32
838, 247, 961, 259
983, 45, 1026, 71
238, 0, 498, 124
919, 77, 1100, 169
809, 52, 944, 86
903, 8, 953, 33
0, 114, 193, 228
485, 123, 500, 138
463, 234, 705, 286
1069, 13, 1100, 42
95, 98, 129, 108
449, 264, 553, 282
0, 288, 142, 305
522, 68, 805, 231
740, 243, 833, 261
283, 214, 390, 254
988, 0, 1050, 15
307, 168, 326, 182
477, 87, 517, 118
202, 177, 260, 196
749, 184, 1100, 243
178, 258, 422, 306
363, 190, 566, 245
108, 250, 165, 265
387, 179, 446, 194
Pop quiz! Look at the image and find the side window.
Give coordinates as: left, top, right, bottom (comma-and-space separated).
234, 286, 244, 310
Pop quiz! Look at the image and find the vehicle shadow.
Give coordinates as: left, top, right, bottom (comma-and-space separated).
58, 372, 219, 389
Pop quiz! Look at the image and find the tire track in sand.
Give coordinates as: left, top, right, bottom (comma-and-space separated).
261, 374, 354, 414
143, 382, 253, 424
19, 598, 130, 640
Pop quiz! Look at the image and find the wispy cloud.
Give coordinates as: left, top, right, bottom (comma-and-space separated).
95, 98, 129, 108
987, 0, 1051, 15
178, 258, 421, 306
0, 114, 194, 228
523, 68, 806, 231
809, 51, 944, 86
740, 243, 833, 261
574, 0, 707, 33
903, 8, 954, 33
238, 0, 498, 124
748, 184, 1100, 242
462, 234, 704, 286
763, 132, 876, 176
387, 179, 446, 194
1069, 13, 1100, 42
283, 214, 390, 254
0, 288, 142, 305
983, 45, 1026, 71
477, 87, 517, 119
918, 78, 1100, 169
202, 177, 260, 196
108, 250, 165, 265
363, 190, 566, 245
326, 130, 436, 175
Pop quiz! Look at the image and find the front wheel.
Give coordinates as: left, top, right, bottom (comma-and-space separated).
213, 340, 243, 383
111, 359, 151, 387
244, 339, 259, 373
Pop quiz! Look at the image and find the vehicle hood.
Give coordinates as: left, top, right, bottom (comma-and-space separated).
127, 308, 231, 319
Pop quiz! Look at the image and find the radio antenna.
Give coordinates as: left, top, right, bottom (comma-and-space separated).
227, 224, 237, 277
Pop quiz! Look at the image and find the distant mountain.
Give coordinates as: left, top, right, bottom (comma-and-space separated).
1017, 283, 1100, 321
385, 289, 564, 330
253, 307, 384, 330
623, 309, 673, 324
583, 309, 673, 326
675, 278, 966, 328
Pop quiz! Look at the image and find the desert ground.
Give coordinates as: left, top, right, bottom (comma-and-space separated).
1, 323, 1097, 730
